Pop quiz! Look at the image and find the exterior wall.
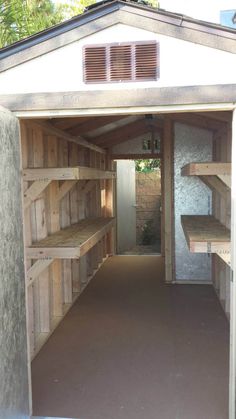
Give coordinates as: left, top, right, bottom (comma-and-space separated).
174, 123, 213, 282
136, 171, 161, 246
0, 24, 236, 94
0, 108, 30, 419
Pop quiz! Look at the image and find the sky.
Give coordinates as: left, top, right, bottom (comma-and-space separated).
159, 0, 236, 23
53, 0, 236, 24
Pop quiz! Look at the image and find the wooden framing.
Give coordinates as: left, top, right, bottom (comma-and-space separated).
29, 120, 106, 154
1, 86, 236, 115
92, 119, 163, 147
169, 112, 227, 131
11, 104, 236, 418
21, 119, 116, 360
111, 153, 161, 160
182, 161, 231, 202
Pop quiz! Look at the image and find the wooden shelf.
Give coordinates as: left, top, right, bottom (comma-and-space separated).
181, 215, 230, 266
181, 162, 231, 188
27, 217, 115, 260
23, 166, 116, 181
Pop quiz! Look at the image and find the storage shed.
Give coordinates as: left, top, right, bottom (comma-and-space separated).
0, 1, 236, 418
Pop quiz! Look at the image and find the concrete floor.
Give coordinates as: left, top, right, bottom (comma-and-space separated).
32, 256, 229, 419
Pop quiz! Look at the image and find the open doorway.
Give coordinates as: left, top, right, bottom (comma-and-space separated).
116, 158, 162, 255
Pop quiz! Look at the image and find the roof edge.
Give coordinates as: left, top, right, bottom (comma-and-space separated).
0, 0, 235, 73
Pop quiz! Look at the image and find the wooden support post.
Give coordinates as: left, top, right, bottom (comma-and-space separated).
58, 139, 73, 305
31, 127, 50, 336
47, 135, 63, 318
20, 121, 35, 357
229, 108, 236, 419
163, 117, 174, 283
69, 143, 80, 293
105, 157, 115, 255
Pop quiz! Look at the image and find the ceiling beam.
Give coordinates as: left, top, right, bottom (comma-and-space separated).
93, 118, 163, 146
102, 125, 158, 148
111, 153, 161, 160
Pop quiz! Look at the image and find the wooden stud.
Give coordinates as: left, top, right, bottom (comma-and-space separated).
58, 138, 73, 305
46, 135, 63, 318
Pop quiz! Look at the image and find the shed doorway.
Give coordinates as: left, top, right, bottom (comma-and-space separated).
116, 159, 162, 255
13, 109, 232, 419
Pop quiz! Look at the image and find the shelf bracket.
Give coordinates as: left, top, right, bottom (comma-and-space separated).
218, 174, 231, 189
81, 180, 97, 196
27, 259, 54, 286
216, 252, 231, 268
200, 175, 229, 200
57, 180, 78, 201
24, 180, 51, 210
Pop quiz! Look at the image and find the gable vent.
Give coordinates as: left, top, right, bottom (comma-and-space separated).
83, 41, 160, 83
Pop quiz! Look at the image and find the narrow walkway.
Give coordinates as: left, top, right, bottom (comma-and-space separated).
32, 256, 229, 419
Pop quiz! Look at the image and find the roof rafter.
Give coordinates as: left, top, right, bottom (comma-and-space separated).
169, 112, 227, 131
29, 120, 106, 154
68, 115, 128, 136
94, 119, 163, 147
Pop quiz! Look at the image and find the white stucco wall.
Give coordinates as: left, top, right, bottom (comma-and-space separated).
0, 23, 235, 94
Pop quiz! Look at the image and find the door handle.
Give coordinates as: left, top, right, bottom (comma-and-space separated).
132, 204, 139, 208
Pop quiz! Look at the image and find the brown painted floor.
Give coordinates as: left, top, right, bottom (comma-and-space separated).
32, 256, 229, 419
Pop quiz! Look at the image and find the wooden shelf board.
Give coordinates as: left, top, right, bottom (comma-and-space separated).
27, 217, 115, 259
23, 166, 116, 181
181, 215, 230, 254
181, 162, 231, 177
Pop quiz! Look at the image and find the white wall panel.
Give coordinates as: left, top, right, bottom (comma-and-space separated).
0, 24, 235, 94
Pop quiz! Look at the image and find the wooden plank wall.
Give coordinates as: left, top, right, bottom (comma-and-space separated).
212, 123, 232, 318
21, 120, 114, 359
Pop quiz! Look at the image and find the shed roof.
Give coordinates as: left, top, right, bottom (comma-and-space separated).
0, 0, 236, 73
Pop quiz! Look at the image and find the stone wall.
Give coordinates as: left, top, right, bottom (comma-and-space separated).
136, 170, 161, 245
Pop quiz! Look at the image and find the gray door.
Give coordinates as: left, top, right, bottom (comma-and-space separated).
0, 107, 30, 419
116, 160, 136, 253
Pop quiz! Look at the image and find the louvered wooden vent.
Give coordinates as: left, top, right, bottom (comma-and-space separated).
83, 41, 160, 83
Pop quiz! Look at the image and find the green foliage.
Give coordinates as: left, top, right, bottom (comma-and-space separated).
0, 0, 160, 48
141, 220, 156, 245
56, 0, 95, 20
135, 159, 161, 173
0, 0, 65, 47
